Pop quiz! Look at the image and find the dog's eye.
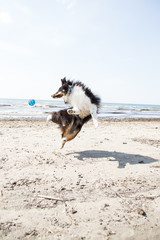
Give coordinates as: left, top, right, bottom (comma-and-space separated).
62, 89, 65, 92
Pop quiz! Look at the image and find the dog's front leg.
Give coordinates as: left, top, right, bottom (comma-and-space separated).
90, 104, 98, 127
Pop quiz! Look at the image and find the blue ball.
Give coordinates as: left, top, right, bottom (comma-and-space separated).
28, 99, 35, 106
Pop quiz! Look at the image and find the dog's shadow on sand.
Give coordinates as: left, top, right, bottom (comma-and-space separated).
67, 150, 158, 168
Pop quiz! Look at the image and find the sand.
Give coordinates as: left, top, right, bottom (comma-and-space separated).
0, 119, 160, 240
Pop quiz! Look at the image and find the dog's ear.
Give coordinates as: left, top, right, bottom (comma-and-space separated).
61, 77, 66, 85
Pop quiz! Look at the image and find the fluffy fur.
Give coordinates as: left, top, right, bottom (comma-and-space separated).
51, 77, 101, 127
47, 109, 91, 148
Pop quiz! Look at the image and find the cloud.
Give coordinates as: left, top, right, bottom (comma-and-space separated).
0, 11, 12, 24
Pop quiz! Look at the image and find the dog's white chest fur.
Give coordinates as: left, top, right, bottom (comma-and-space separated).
63, 86, 98, 127
64, 86, 91, 117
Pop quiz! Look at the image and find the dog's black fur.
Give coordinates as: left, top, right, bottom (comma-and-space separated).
48, 109, 91, 148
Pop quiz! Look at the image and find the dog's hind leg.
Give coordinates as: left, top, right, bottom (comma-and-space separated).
60, 123, 73, 149
61, 128, 80, 148
60, 127, 68, 149
90, 104, 98, 127
66, 129, 80, 142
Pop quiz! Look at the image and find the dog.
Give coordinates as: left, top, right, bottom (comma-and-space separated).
51, 77, 101, 127
47, 109, 91, 148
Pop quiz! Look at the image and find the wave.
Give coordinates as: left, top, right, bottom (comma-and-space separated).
0, 104, 12, 107
0, 99, 160, 120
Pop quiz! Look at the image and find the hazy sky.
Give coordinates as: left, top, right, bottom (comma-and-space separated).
0, 0, 160, 104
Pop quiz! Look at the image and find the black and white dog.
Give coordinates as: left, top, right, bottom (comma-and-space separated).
51, 77, 101, 127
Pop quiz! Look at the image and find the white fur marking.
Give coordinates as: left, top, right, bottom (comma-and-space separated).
46, 114, 52, 123
63, 85, 99, 125
90, 104, 98, 127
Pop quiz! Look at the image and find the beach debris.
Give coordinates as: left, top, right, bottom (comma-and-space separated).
104, 203, 110, 207
0, 189, 3, 197
78, 174, 83, 178
37, 194, 75, 202
76, 181, 80, 185
104, 137, 109, 141
71, 208, 77, 214
99, 219, 103, 225
135, 194, 160, 200
0, 221, 21, 235
25, 229, 38, 237
132, 138, 160, 148
107, 231, 116, 236
137, 208, 147, 217
102, 203, 110, 210
4, 178, 42, 190
64, 203, 78, 225
150, 165, 160, 168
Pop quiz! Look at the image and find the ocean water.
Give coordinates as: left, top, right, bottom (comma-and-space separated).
0, 98, 160, 120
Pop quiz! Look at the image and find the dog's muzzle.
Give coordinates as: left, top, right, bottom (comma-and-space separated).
51, 92, 63, 98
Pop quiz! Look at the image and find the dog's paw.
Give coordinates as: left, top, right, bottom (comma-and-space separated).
61, 137, 66, 149
93, 120, 98, 128
67, 109, 76, 115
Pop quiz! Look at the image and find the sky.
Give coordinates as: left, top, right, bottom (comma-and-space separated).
0, 0, 160, 104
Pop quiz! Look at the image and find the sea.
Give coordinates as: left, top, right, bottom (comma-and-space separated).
0, 98, 160, 120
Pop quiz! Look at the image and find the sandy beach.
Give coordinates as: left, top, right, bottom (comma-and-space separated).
0, 119, 160, 240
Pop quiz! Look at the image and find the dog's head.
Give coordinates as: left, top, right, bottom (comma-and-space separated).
51, 77, 73, 98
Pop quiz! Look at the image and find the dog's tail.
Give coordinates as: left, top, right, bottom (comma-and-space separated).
46, 112, 60, 124
46, 114, 53, 123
